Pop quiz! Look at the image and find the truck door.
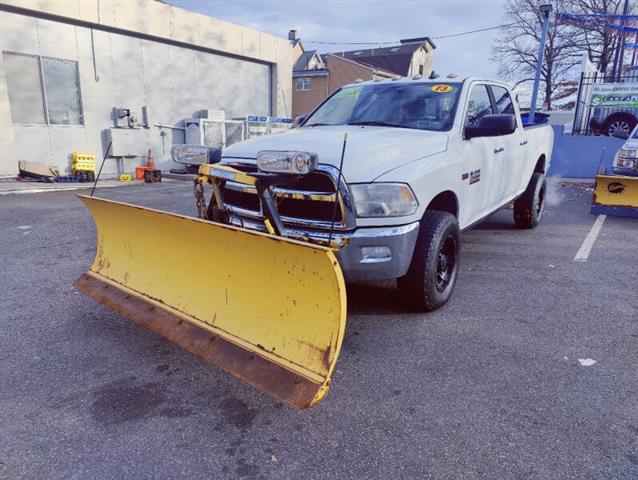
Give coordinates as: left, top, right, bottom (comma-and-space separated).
490, 85, 525, 200
460, 84, 501, 225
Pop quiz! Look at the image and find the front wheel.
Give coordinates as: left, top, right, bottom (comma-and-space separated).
398, 210, 460, 311
513, 172, 546, 229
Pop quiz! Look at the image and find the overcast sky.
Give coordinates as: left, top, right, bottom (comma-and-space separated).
168, 0, 508, 78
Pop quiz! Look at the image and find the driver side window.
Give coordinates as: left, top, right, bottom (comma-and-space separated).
464, 85, 493, 126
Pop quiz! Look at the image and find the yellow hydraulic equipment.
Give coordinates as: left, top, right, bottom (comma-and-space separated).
591, 174, 638, 218
74, 163, 348, 409
72, 152, 96, 182
71, 152, 96, 175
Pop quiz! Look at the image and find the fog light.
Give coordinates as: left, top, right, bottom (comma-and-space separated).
360, 246, 392, 263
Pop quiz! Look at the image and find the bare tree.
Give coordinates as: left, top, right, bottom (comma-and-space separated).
563, 0, 625, 73
492, 0, 582, 109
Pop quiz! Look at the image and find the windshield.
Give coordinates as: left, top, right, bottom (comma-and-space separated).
304, 82, 462, 131
632, 127, 638, 139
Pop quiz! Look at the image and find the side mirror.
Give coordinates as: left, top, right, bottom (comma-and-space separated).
465, 114, 516, 140
612, 130, 630, 140
293, 115, 306, 128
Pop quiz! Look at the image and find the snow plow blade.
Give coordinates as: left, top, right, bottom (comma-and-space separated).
73, 195, 347, 409
591, 175, 638, 218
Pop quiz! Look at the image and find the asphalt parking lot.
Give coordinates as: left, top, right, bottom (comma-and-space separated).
1, 181, 636, 480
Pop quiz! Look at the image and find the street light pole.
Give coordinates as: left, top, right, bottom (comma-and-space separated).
529, 3, 552, 123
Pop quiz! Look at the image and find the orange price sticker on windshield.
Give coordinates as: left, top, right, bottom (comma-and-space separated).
431, 84, 453, 93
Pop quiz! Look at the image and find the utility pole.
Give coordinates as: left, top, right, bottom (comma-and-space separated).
529, 4, 552, 123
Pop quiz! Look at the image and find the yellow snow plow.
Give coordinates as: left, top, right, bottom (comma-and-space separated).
591, 174, 638, 218
74, 160, 348, 409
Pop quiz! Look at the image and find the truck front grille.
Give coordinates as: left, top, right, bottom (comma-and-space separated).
220, 162, 349, 228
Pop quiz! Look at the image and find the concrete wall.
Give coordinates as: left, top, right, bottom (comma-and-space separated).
0, 0, 293, 176
548, 126, 625, 178
0, 56, 17, 175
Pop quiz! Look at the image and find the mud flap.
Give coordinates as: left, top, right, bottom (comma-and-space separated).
73, 196, 347, 409
591, 175, 638, 218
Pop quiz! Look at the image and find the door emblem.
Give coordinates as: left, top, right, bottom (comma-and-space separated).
469, 169, 481, 184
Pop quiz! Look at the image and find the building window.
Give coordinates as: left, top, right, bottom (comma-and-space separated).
3, 51, 83, 125
296, 77, 312, 91
419, 64, 424, 75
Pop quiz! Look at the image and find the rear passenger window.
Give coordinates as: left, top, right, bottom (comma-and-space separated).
491, 86, 515, 115
464, 85, 493, 126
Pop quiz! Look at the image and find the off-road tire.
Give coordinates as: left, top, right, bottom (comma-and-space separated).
398, 210, 460, 311
513, 172, 546, 229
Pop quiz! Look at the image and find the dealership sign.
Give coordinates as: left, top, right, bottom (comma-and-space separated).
589, 83, 638, 108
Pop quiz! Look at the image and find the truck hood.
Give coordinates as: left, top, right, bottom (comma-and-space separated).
222, 125, 448, 182
623, 139, 638, 150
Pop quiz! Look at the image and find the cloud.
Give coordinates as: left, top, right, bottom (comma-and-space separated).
168, 0, 507, 77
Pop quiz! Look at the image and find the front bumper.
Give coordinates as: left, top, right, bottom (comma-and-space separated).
612, 166, 638, 177
334, 222, 420, 281
229, 216, 420, 281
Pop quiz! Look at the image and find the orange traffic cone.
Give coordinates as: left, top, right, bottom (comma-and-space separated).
146, 147, 156, 169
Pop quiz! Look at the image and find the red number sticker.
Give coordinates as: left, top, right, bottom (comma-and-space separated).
431, 84, 453, 93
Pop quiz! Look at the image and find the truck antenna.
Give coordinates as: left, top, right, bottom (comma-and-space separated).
90, 141, 112, 197
328, 132, 348, 247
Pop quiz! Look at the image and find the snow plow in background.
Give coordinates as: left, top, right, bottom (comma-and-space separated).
591, 126, 638, 218
591, 174, 638, 218
74, 160, 348, 409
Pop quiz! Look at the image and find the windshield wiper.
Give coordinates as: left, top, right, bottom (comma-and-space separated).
304, 122, 336, 127
348, 120, 407, 128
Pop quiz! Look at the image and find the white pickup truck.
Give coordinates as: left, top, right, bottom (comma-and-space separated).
216, 77, 554, 310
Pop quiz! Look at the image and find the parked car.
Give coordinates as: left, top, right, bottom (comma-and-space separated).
589, 71, 638, 136
612, 123, 638, 176
590, 110, 638, 137
217, 77, 554, 310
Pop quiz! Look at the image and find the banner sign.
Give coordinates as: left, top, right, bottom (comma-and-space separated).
589, 83, 638, 108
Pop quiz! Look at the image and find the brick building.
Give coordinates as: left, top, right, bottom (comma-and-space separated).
290, 32, 436, 119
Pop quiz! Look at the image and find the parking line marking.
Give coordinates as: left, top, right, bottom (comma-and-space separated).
574, 214, 606, 262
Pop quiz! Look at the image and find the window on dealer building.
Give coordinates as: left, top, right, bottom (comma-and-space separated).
3, 51, 83, 125
296, 77, 312, 91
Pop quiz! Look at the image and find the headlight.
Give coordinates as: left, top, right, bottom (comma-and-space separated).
350, 183, 418, 217
615, 148, 638, 169
171, 144, 210, 165
256, 151, 317, 175
619, 147, 638, 159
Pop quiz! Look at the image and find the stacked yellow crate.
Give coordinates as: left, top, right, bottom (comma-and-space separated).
71, 152, 96, 182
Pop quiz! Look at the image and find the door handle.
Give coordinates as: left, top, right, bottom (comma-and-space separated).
494, 147, 504, 154
519, 140, 528, 146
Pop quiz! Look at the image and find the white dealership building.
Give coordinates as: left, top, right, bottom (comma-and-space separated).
0, 0, 293, 176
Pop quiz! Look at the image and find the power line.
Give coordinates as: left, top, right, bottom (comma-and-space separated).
432, 22, 518, 39
303, 22, 518, 46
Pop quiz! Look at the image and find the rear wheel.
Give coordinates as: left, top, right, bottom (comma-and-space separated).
603, 113, 637, 137
513, 172, 545, 229
398, 210, 460, 311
